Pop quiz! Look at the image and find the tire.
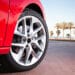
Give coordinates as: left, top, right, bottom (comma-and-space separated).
1, 9, 49, 72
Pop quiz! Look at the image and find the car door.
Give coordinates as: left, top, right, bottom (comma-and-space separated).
0, 0, 9, 46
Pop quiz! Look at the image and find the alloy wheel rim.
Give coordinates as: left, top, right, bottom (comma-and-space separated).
10, 16, 46, 66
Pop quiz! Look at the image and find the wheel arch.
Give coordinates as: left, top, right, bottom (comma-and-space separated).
23, 3, 44, 18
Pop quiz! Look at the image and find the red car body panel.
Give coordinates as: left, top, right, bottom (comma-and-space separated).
0, 0, 9, 46
0, 0, 44, 54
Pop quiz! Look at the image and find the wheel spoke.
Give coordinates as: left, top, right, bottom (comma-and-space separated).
29, 18, 33, 34
37, 35, 46, 44
35, 42, 42, 51
31, 57, 38, 65
37, 35, 45, 41
32, 40, 43, 52
25, 45, 32, 63
30, 23, 33, 34
32, 26, 42, 36
12, 43, 25, 48
11, 48, 25, 62
25, 44, 38, 64
32, 16, 39, 23
16, 48, 25, 61
14, 29, 25, 37
24, 18, 28, 36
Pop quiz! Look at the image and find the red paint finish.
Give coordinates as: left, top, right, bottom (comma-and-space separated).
0, 47, 10, 54
0, 0, 44, 54
0, 0, 9, 47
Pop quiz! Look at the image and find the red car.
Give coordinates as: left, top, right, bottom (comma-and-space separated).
0, 0, 48, 71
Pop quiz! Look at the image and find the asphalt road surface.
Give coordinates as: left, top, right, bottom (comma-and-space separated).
0, 41, 75, 75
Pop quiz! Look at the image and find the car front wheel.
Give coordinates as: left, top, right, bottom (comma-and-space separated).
1, 9, 48, 71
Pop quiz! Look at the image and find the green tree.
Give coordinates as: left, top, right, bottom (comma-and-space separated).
50, 31, 54, 38
66, 34, 70, 38
68, 22, 74, 40
56, 30, 61, 39
62, 22, 67, 39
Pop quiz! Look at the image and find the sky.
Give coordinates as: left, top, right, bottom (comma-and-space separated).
41, 0, 75, 30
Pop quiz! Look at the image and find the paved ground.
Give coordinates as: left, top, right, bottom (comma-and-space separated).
0, 41, 75, 75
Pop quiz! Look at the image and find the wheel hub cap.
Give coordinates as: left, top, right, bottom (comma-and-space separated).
27, 38, 31, 43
